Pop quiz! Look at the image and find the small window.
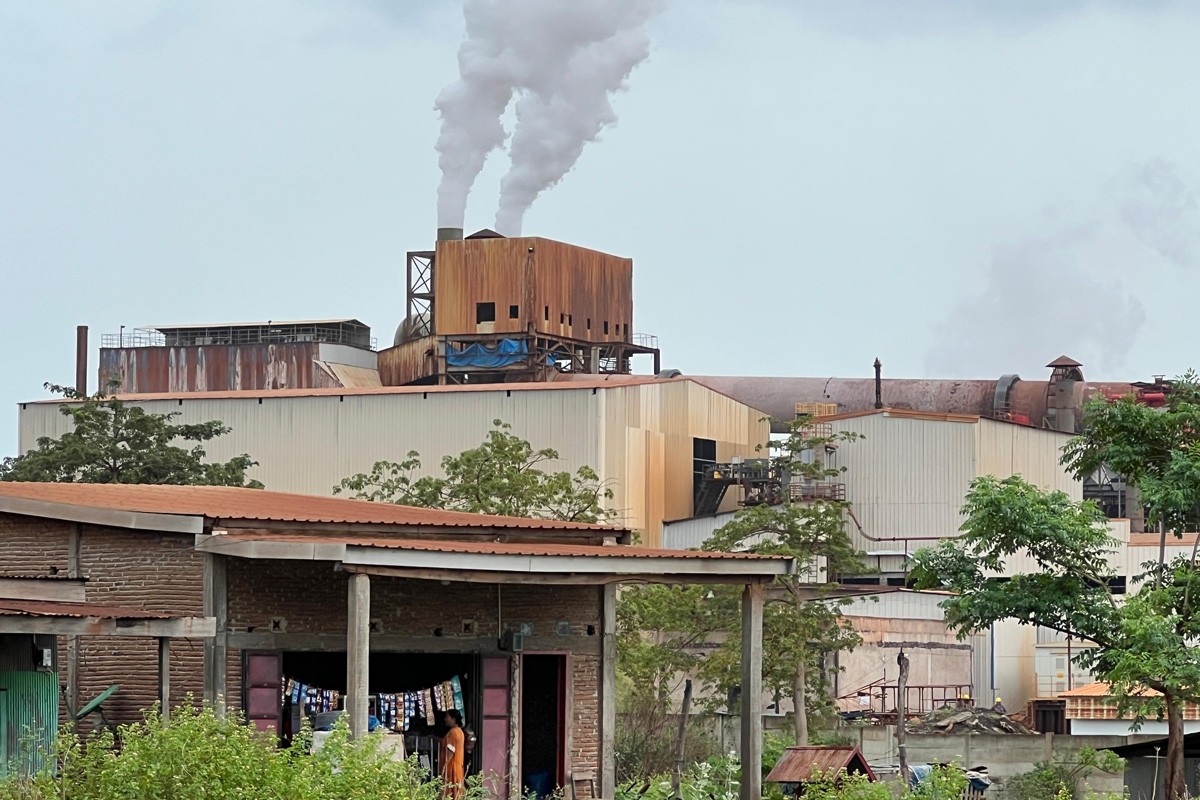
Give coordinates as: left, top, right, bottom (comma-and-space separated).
560, 313, 565, 324
509, 305, 520, 319
544, 306, 550, 321
568, 314, 573, 326
603, 321, 609, 334
586, 318, 591, 330
476, 302, 496, 323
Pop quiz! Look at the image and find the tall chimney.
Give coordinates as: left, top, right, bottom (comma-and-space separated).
873, 358, 883, 409
75, 325, 89, 397
437, 227, 464, 242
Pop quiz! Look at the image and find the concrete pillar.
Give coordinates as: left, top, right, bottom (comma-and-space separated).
601, 584, 618, 798
741, 582, 764, 800
158, 637, 171, 724
203, 553, 228, 715
346, 573, 371, 739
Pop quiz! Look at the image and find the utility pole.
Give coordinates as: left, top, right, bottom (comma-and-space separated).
897, 649, 910, 786
672, 679, 693, 796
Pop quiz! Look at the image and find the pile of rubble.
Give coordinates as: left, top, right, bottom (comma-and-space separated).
906, 705, 1036, 735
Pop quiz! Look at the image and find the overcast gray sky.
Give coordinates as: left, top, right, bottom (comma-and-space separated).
4, 1, 1200, 458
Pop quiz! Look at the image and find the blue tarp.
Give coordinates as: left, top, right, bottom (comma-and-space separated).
446, 339, 530, 368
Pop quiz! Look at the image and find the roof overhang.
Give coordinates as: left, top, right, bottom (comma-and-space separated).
195, 534, 794, 586
0, 495, 203, 535
0, 600, 214, 638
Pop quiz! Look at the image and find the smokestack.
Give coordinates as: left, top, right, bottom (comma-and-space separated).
437, 227, 464, 242
873, 358, 883, 409
75, 325, 89, 397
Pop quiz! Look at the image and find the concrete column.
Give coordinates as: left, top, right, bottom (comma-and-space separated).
158, 637, 171, 724
346, 573, 371, 738
600, 584, 618, 798
741, 582, 764, 800
203, 553, 228, 715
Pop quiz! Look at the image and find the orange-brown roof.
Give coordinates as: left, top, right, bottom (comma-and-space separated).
28, 376, 675, 404
211, 531, 783, 561
0, 483, 625, 533
819, 407, 982, 424
0, 599, 175, 620
1060, 682, 1160, 698
766, 746, 875, 783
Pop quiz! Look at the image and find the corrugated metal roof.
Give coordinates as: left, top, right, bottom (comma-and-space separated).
766, 747, 875, 783
1060, 682, 1159, 698
0, 599, 175, 620
821, 408, 983, 424
212, 532, 786, 561
28, 375, 676, 404
0, 483, 626, 533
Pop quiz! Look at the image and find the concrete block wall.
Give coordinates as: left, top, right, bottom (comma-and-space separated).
854, 727, 1127, 798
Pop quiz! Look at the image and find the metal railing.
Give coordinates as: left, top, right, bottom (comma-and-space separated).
102, 326, 376, 350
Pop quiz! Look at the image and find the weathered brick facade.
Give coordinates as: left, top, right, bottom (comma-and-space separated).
0, 514, 206, 724
224, 557, 603, 780
0, 511, 605, 782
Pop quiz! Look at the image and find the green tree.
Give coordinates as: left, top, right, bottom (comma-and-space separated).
909, 475, 1200, 800
334, 420, 615, 523
619, 419, 869, 745
0, 383, 261, 487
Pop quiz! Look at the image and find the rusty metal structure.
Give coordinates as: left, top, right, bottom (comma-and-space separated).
380, 229, 660, 386
96, 319, 378, 393
693, 358, 1147, 435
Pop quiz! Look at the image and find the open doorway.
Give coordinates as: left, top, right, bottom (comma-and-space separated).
520, 654, 567, 797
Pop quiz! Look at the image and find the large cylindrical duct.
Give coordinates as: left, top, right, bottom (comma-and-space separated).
437, 227, 464, 242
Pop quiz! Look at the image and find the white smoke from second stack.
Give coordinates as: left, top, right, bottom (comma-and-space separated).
434, 0, 659, 235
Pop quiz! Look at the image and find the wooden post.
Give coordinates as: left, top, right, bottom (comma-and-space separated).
600, 584, 618, 799
897, 649, 910, 786
203, 553, 228, 715
672, 679, 694, 794
346, 573, 371, 739
158, 637, 171, 724
741, 582, 764, 800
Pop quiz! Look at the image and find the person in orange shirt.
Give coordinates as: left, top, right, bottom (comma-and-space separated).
440, 709, 466, 799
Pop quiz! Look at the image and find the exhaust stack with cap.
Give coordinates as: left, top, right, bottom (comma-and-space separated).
437, 227, 464, 242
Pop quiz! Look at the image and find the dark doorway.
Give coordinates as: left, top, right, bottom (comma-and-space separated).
520, 654, 566, 797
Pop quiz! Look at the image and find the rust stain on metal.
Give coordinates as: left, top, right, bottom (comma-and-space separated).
98, 343, 346, 394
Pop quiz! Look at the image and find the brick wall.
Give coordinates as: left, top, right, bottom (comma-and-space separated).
0, 514, 71, 576
226, 558, 604, 778
75, 526, 206, 724
0, 514, 206, 726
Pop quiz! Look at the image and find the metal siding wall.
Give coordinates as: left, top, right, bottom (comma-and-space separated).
832, 415, 977, 553
17, 381, 767, 547
970, 631, 996, 707
841, 591, 950, 622
974, 421, 1081, 500
661, 512, 739, 550
0, 670, 58, 776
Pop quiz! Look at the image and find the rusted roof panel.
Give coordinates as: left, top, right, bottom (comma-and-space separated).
766, 746, 875, 783
1046, 355, 1083, 368
0, 483, 628, 533
0, 599, 175, 620
1060, 682, 1158, 698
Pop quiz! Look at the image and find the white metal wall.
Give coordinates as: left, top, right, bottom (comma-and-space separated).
973, 421, 1080, 499
18, 380, 768, 545
830, 414, 978, 552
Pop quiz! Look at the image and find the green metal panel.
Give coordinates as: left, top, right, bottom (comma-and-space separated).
0, 671, 59, 777
0, 688, 8, 780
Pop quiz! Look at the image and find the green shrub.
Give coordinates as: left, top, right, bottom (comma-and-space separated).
1004, 749, 1124, 800
0, 701, 474, 800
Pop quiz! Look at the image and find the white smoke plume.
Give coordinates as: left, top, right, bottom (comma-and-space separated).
434, 0, 659, 235
926, 159, 1200, 377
